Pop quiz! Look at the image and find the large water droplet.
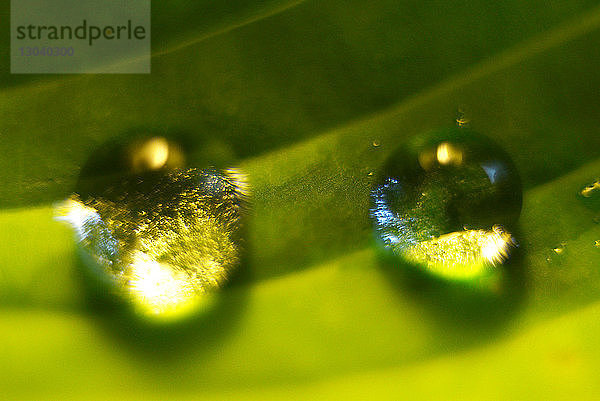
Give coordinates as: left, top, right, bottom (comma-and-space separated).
370, 127, 522, 280
56, 136, 248, 322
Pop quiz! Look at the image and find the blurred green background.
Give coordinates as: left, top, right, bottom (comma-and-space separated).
2, 0, 600, 399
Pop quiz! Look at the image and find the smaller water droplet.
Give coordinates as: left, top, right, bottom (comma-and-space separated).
581, 180, 600, 198
547, 244, 567, 266
456, 108, 470, 127
372, 140, 381, 148
594, 240, 600, 248
553, 243, 566, 254
579, 180, 600, 211
367, 171, 374, 177
370, 127, 522, 281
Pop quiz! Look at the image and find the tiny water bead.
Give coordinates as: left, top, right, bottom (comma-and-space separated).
56, 136, 248, 322
579, 179, 600, 210
546, 243, 567, 266
581, 180, 600, 197
553, 244, 566, 254
370, 127, 522, 280
455, 108, 470, 128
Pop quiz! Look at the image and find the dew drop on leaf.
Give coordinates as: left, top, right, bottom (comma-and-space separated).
56, 136, 248, 322
370, 127, 522, 281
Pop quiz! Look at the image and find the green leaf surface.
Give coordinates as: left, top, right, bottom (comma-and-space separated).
2, 1, 600, 399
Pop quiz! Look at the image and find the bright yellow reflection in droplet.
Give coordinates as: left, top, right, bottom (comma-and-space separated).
127, 251, 214, 319
403, 225, 514, 280
581, 181, 600, 197
129, 136, 185, 172
137, 137, 169, 170
436, 142, 463, 166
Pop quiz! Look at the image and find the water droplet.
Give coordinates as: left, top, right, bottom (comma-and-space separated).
367, 171, 374, 177
370, 127, 522, 280
581, 181, 600, 198
545, 243, 567, 266
579, 179, 600, 211
372, 140, 381, 148
595, 240, 600, 248
57, 161, 248, 321
456, 108, 470, 127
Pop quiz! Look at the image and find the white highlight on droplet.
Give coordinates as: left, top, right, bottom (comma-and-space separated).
127, 251, 198, 316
